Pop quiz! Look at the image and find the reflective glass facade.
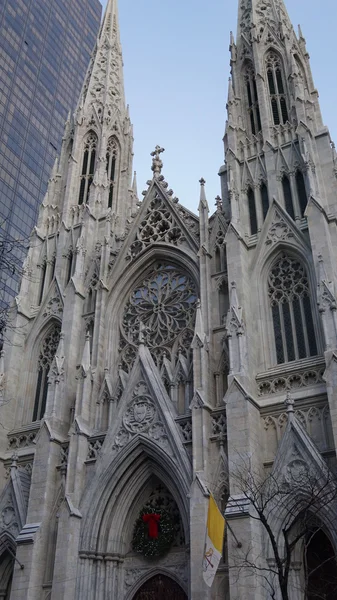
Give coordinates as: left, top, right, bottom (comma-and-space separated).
0, 0, 102, 306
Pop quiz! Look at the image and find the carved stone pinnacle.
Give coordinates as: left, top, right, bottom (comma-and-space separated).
284, 391, 295, 414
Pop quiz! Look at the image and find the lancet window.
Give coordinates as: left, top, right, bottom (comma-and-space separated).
84, 272, 99, 315
106, 137, 118, 208
38, 260, 47, 305
33, 324, 61, 421
248, 187, 258, 235
244, 63, 261, 135
268, 254, 317, 364
282, 175, 295, 219
266, 52, 288, 125
296, 170, 308, 217
261, 182, 269, 220
78, 132, 97, 205
65, 249, 74, 285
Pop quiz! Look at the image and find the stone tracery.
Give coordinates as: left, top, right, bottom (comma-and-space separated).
120, 264, 197, 372
128, 195, 186, 260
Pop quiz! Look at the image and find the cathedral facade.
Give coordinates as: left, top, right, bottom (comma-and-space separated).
1, 0, 337, 598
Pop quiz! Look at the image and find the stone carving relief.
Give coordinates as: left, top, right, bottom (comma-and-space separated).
176, 417, 192, 443
0, 494, 19, 538
111, 381, 171, 456
257, 363, 325, 396
81, 14, 123, 123
124, 563, 188, 592
265, 212, 294, 245
239, 0, 252, 38
124, 569, 143, 589
8, 430, 38, 450
42, 294, 63, 319
211, 411, 227, 439
177, 205, 199, 241
128, 195, 186, 260
87, 436, 105, 461
263, 403, 334, 459
38, 325, 62, 371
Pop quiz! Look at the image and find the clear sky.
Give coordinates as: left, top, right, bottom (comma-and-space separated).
101, 0, 337, 214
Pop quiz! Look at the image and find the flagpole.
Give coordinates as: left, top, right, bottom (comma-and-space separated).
225, 521, 242, 548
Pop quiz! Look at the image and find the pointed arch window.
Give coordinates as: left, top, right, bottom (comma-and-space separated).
296, 170, 307, 217
268, 254, 317, 364
266, 52, 288, 125
261, 182, 269, 220
84, 272, 98, 315
33, 324, 61, 421
66, 249, 74, 285
282, 175, 295, 219
78, 132, 97, 205
106, 137, 118, 209
244, 63, 261, 135
38, 260, 47, 305
248, 187, 258, 235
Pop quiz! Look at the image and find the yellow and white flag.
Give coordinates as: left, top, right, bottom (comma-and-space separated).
203, 494, 226, 587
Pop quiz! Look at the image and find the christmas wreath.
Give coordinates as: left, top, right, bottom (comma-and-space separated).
132, 505, 175, 558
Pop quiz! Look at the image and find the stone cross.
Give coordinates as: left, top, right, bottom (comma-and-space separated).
151, 145, 165, 177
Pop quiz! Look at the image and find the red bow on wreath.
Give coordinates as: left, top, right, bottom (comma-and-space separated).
143, 513, 161, 539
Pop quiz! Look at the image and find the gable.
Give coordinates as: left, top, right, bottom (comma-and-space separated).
97, 345, 191, 480
109, 178, 199, 276
252, 198, 310, 272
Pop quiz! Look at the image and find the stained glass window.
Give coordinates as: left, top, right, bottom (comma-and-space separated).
268, 254, 317, 364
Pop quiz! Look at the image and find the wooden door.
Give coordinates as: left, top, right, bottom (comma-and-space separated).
133, 574, 187, 600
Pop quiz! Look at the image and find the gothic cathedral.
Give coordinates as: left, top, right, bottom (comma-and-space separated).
1, 0, 337, 598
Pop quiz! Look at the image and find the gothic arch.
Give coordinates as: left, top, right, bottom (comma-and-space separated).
254, 239, 322, 369
0, 533, 15, 599
106, 135, 120, 208
22, 319, 62, 424
266, 503, 337, 570
125, 570, 188, 600
264, 48, 289, 125
241, 60, 261, 135
78, 130, 98, 205
104, 246, 199, 372
79, 436, 190, 555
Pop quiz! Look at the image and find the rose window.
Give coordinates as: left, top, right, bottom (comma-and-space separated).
120, 264, 197, 370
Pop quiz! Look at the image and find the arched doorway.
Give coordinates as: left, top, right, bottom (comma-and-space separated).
0, 549, 14, 600
306, 529, 337, 600
133, 574, 187, 600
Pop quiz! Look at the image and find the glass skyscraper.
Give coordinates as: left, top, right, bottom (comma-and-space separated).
0, 0, 102, 306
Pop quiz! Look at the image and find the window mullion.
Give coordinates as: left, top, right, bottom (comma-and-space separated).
289, 300, 299, 360
299, 296, 310, 356
279, 303, 288, 363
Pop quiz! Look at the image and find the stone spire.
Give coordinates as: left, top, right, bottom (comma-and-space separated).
237, 0, 293, 41
78, 0, 125, 123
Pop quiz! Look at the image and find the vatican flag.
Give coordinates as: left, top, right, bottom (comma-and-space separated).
203, 494, 226, 587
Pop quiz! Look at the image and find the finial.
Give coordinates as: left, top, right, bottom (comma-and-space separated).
199, 178, 208, 211
215, 196, 222, 211
11, 453, 19, 468
284, 391, 295, 420
151, 146, 165, 177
